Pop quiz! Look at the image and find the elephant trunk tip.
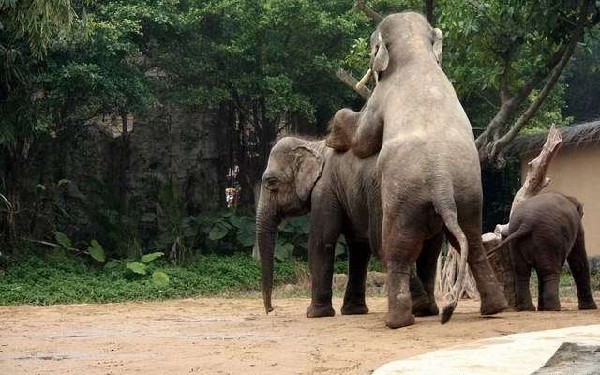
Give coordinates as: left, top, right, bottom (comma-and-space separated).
441, 300, 457, 324
264, 303, 274, 314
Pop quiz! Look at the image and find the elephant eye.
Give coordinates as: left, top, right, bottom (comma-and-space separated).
264, 177, 278, 191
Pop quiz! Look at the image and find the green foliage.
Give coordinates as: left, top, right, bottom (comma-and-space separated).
437, 0, 585, 131
54, 231, 72, 249
124, 252, 168, 286
0, 253, 300, 305
0, 0, 76, 59
563, 28, 600, 122
53, 231, 107, 263
87, 240, 106, 263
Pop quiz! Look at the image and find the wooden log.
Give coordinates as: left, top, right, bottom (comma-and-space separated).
335, 68, 372, 100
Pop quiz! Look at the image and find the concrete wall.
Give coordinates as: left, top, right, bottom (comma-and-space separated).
521, 143, 600, 256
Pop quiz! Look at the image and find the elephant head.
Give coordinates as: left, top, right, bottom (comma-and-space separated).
256, 137, 325, 313
356, 12, 443, 90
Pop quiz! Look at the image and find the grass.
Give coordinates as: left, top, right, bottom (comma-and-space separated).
0, 253, 302, 305
529, 268, 600, 300
1, 251, 595, 306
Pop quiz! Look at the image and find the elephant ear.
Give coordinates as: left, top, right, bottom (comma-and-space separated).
371, 32, 389, 84
432, 28, 443, 66
292, 145, 324, 202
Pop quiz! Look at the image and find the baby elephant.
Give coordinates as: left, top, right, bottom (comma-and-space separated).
502, 192, 597, 311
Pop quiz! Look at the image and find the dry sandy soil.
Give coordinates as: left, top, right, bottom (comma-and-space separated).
1, 296, 598, 375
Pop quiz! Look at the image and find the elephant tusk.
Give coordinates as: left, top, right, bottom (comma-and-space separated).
355, 68, 372, 90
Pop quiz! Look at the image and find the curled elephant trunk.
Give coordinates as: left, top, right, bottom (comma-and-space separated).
256, 189, 280, 314
355, 68, 372, 90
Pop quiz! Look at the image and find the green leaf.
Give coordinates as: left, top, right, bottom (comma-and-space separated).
126, 262, 147, 275
141, 252, 164, 263
237, 231, 256, 248
152, 271, 170, 286
275, 243, 294, 261
87, 240, 106, 263
54, 231, 72, 249
208, 225, 229, 241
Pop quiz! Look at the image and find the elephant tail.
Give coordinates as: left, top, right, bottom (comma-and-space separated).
434, 199, 469, 325
486, 224, 532, 258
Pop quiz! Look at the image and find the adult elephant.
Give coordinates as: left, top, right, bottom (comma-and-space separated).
499, 192, 597, 311
256, 136, 440, 318
327, 11, 507, 328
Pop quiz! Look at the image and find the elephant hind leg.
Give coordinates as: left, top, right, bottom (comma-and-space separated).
341, 239, 370, 315
510, 241, 536, 311
383, 228, 422, 329
567, 231, 597, 310
461, 225, 508, 315
536, 269, 561, 311
413, 235, 442, 317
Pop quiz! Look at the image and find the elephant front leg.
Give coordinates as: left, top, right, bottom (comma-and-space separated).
307, 241, 336, 318
341, 240, 370, 315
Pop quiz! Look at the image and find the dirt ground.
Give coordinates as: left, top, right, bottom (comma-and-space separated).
1, 296, 598, 375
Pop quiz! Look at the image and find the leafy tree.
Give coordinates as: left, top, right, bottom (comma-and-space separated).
562, 28, 600, 122
440, 0, 598, 164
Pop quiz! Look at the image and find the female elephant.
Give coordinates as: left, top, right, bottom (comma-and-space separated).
256, 136, 440, 319
327, 12, 507, 328
500, 192, 597, 311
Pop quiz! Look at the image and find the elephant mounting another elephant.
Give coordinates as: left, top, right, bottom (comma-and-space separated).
496, 192, 597, 312
327, 11, 507, 328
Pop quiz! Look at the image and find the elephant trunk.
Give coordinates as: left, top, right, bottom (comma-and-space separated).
256, 188, 280, 314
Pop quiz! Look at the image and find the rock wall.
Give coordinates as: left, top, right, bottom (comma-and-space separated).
3, 106, 226, 249
128, 106, 226, 216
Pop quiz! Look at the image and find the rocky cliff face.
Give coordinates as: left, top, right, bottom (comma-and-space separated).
128, 106, 225, 215
5, 106, 226, 251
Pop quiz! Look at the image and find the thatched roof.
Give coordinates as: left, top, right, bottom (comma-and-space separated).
506, 120, 600, 156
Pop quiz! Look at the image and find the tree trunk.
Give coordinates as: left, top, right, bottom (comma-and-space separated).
424, 0, 435, 25
483, 125, 563, 308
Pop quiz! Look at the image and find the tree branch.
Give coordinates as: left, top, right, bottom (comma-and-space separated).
354, 0, 383, 22
336, 68, 371, 100
487, 0, 590, 160
424, 0, 435, 25
476, 0, 591, 163
510, 124, 562, 215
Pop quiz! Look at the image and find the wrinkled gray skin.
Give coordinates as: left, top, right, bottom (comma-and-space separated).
327, 12, 507, 328
499, 192, 597, 311
256, 136, 440, 318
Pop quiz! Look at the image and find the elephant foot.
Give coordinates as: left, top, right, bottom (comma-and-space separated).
515, 302, 536, 312
385, 311, 415, 329
538, 304, 561, 311
480, 293, 508, 316
578, 299, 597, 310
306, 304, 336, 318
341, 303, 369, 315
412, 295, 439, 317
